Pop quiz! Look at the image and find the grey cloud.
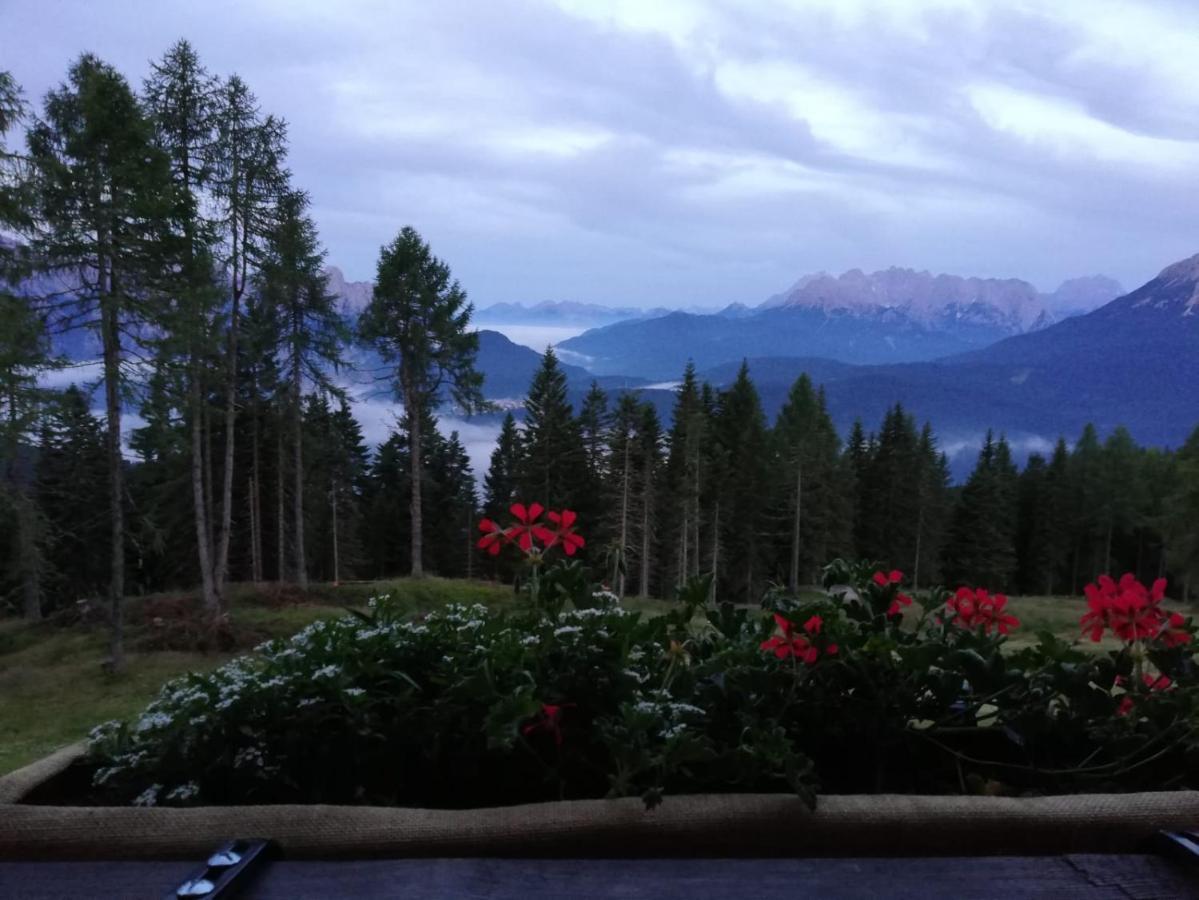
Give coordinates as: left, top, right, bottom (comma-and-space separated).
3, 0, 1198, 306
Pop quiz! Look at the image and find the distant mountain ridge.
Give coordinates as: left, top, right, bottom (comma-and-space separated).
678, 254, 1198, 456
557, 265, 1123, 379
760, 267, 1121, 327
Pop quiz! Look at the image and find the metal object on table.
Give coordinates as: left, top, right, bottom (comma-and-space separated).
1155, 829, 1199, 867
166, 839, 275, 899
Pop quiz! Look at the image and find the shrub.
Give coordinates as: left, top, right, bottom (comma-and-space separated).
86, 506, 1199, 810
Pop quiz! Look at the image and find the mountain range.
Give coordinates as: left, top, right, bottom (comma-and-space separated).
676, 256, 1198, 455
557, 268, 1124, 379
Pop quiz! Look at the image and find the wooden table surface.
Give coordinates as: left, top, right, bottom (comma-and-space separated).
1, 854, 1196, 899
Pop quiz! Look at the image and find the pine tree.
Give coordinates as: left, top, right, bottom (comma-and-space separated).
605, 392, 641, 595
518, 348, 585, 512
0, 73, 50, 619
660, 363, 706, 588
772, 374, 843, 590
359, 226, 483, 577
35, 387, 108, 608
483, 412, 521, 520
911, 423, 952, 588
845, 419, 871, 558
943, 431, 1018, 589
858, 405, 921, 568
1014, 453, 1053, 595
1163, 427, 1199, 599
1041, 438, 1074, 595
712, 362, 769, 602
26, 54, 176, 668
632, 402, 663, 598
425, 430, 477, 578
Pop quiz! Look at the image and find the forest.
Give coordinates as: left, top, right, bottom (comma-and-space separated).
3, 41, 1199, 668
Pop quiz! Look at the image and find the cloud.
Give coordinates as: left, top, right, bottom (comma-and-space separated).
4, 0, 1199, 307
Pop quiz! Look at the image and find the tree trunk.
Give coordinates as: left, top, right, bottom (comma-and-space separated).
100, 270, 125, 671
789, 456, 802, 592
190, 371, 218, 611
250, 392, 263, 583
912, 501, 924, 591
408, 399, 424, 578
292, 372, 307, 590
247, 475, 258, 583
330, 475, 340, 585
276, 429, 285, 581
710, 500, 720, 602
639, 476, 651, 599
1104, 522, 1113, 575
212, 290, 241, 607
618, 435, 630, 598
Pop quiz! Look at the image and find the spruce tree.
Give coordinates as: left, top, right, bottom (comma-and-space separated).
911, 423, 952, 588
605, 392, 641, 595
483, 412, 521, 520
944, 431, 1018, 589
660, 363, 705, 588
772, 374, 843, 590
34, 387, 108, 608
632, 402, 663, 598
712, 362, 769, 602
518, 348, 585, 512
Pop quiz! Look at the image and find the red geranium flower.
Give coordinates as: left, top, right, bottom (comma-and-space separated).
507, 502, 554, 552
476, 518, 508, 556
543, 509, 585, 556
1080, 574, 1182, 644
761, 613, 831, 665
521, 702, 569, 745
871, 569, 904, 587
887, 592, 913, 619
947, 587, 1020, 636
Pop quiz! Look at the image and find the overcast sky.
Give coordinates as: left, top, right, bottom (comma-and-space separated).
4, 0, 1198, 307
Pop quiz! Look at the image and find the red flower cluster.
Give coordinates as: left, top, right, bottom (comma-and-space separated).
947, 587, 1020, 636
1080, 574, 1190, 646
522, 702, 568, 745
1116, 673, 1175, 717
871, 570, 911, 618
477, 503, 586, 557
761, 614, 838, 665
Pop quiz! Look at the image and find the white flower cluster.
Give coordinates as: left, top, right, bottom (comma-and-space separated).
631, 690, 707, 741
132, 784, 162, 807
165, 782, 200, 802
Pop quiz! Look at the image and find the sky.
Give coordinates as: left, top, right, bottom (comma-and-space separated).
3, 0, 1199, 308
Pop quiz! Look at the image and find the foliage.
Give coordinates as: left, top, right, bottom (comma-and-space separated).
87, 508, 1199, 810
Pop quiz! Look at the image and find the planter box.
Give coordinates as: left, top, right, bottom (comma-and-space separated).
3, 745, 1199, 860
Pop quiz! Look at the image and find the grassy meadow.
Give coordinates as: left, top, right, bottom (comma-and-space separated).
0, 583, 1178, 776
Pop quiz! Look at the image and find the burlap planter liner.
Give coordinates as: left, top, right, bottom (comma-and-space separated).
2, 743, 1198, 859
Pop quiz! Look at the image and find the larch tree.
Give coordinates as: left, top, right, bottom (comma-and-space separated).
211, 74, 287, 599
26, 54, 176, 668
358, 226, 483, 578
0, 70, 52, 620
257, 188, 344, 589
142, 39, 226, 611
